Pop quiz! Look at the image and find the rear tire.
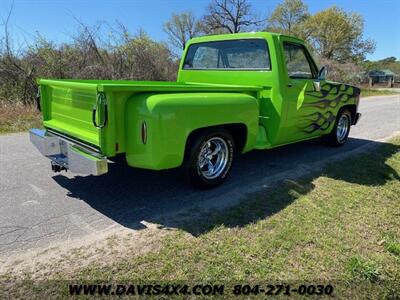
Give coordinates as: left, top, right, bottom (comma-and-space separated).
322, 109, 352, 147
185, 129, 234, 189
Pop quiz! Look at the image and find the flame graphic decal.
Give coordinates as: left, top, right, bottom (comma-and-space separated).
299, 111, 336, 133
299, 82, 360, 133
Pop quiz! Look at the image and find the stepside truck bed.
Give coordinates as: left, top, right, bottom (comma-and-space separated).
37, 79, 262, 157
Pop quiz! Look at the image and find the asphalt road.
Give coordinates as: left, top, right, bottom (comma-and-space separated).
0, 95, 399, 257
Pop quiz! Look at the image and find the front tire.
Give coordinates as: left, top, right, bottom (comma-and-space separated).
186, 129, 234, 189
322, 109, 352, 147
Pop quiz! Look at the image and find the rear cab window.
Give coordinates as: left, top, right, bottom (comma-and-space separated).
183, 39, 271, 70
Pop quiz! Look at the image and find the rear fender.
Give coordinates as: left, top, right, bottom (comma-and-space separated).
125, 92, 258, 170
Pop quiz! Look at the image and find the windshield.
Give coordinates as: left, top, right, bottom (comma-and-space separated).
183, 39, 271, 70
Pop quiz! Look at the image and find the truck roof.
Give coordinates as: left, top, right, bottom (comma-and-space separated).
188, 31, 304, 44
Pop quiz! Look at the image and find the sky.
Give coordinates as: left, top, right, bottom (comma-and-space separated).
0, 0, 399, 61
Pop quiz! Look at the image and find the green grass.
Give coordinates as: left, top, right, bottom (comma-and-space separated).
0, 103, 42, 134
360, 88, 399, 97
384, 233, 400, 257
347, 256, 381, 282
2, 137, 400, 299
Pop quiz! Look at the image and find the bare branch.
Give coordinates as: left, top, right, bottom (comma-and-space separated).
201, 0, 261, 34
163, 11, 200, 50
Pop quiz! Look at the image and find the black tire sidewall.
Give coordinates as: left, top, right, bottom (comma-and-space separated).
187, 130, 234, 188
334, 110, 351, 145
322, 109, 352, 146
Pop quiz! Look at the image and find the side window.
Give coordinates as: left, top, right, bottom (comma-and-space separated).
283, 42, 315, 79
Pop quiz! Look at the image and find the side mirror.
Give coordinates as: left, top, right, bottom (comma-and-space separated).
318, 66, 327, 80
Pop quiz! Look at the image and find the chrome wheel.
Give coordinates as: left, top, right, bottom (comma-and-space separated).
198, 137, 229, 180
336, 114, 350, 142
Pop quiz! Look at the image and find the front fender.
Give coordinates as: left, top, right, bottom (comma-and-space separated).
125, 92, 258, 170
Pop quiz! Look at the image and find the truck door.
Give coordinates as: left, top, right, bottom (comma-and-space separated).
280, 38, 329, 143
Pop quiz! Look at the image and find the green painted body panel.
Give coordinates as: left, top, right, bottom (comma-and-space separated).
37, 32, 360, 171
40, 84, 100, 146
125, 93, 258, 169
38, 79, 261, 159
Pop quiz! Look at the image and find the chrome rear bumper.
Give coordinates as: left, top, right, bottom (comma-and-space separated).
29, 129, 108, 176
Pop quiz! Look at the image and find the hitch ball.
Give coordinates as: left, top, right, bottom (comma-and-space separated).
51, 162, 67, 173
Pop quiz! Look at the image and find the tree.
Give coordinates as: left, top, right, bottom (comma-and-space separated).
361, 56, 400, 74
163, 12, 200, 50
0, 20, 178, 105
267, 0, 309, 36
302, 6, 375, 62
117, 30, 177, 81
201, 0, 259, 34
377, 57, 397, 64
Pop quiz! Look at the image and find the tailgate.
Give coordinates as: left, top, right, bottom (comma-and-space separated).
39, 80, 107, 151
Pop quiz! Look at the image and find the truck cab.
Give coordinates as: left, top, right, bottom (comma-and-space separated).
30, 32, 361, 188
179, 32, 360, 147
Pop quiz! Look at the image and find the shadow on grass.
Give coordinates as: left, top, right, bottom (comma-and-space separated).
53, 137, 399, 235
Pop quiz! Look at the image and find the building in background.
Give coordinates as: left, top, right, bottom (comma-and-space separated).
367, 69, 396, 87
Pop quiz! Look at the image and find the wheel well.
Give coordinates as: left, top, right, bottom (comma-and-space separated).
185, 124, 248, 155
340, 104, 357, 124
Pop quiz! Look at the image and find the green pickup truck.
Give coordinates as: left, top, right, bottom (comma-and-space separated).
30, 32, 361, 188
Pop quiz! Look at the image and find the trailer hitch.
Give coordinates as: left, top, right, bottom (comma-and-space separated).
51, 161, 67, 173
